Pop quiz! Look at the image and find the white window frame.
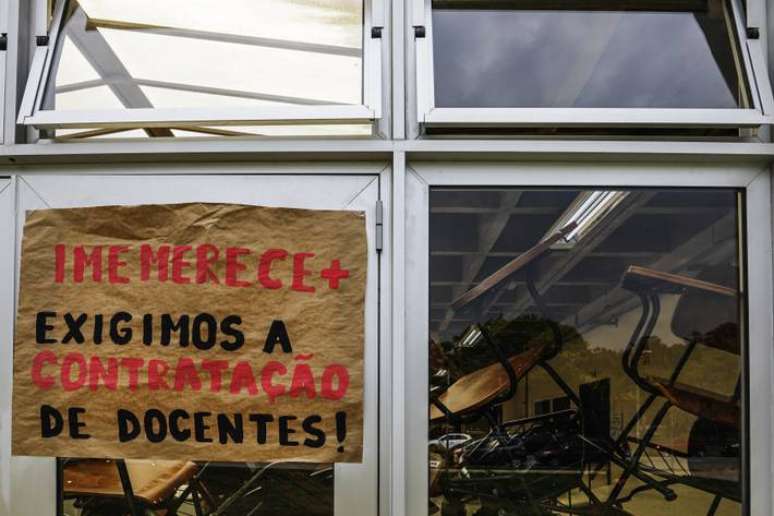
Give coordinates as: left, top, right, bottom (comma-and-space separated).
402, 161, 774, 515
16, 0, 385, 131
2, 163, 394, 516
413, 0, 774, 129
0, 0, 8, 144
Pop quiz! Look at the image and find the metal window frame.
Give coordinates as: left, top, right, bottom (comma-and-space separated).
16, 0, 385, 131
414, 0, 774, 129
1, 163, 393, 516
402, 161, 773, 516
745, 0, 764, 34
0, 0, 8, 144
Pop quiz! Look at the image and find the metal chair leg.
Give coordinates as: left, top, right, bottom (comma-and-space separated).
192, 484, 204, 516
580, 434, 676, 501
56, 458, 65, 516
115, 459, 141, 516
605, 401, 674, 505
213, 462, 275, 516
706, 494, 723, 516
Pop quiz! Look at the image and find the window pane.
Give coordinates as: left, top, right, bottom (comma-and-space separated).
55, 123, 374, 139
61, 459, 333, 515
46, 0, 363, 112
429, 187, 744, 515
432, 0, 748, 108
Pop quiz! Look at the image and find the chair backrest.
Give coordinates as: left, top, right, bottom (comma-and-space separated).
671, 264, 739, 355
579, 378, 611, 442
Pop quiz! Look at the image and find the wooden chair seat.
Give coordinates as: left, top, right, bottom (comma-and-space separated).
430, 343, 547, 422
63, 459, 198, 506
654, 381, 739, 428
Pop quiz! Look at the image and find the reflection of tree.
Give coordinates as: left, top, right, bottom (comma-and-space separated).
434, 314, 579, 378
525, 333, 740, 450
430, 316, 741, 451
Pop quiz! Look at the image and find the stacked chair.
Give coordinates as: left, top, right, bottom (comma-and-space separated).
429, 223, 648, 516
59, 458, 208, 515
607, 263, 741, 513
60, 458, 297, 515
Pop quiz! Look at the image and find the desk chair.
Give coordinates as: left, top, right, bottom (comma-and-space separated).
430, 224, 650, 515
430, 223, 580, 427
61, 458, 207, 516
609, 264, 741, 511
430, 223, 678, 515
61, 459, 325, 516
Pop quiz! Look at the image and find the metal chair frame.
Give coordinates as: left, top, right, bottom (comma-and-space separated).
607, 268, 742, 513
431, 240, 681, 513
56, 458, 277, 516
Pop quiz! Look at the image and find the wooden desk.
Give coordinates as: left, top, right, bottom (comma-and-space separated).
622, 266, 737, 297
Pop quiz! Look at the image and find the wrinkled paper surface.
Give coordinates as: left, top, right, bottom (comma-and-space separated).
13, 203, 366, 462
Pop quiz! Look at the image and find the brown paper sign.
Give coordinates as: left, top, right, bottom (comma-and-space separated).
12, 203, 366, 463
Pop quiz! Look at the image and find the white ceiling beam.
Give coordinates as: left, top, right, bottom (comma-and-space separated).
436, 191, 522, 334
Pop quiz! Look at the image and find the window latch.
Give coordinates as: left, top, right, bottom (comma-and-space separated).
0, 34, 7, 51
747, 27, 760, 39
414, 26, 426, 38
371, 27, 383, 39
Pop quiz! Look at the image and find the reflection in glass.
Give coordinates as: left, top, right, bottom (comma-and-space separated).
432, 0, 747, 108
45, 0, 364, 137
60, 458, 333, 515
429, 188, 743, 515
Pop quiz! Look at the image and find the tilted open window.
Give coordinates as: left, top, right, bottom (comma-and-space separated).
17, 0, 385, 138
414, 0, 774, 132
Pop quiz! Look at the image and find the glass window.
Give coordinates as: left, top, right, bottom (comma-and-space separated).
60, 459, 334, 515
431, 0, 750, 109
36, 0, 368, 137
429, 187, 745, 515
51, 0, 362, 110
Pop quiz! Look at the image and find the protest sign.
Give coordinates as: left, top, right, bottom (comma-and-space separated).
12, 203, 366, 462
